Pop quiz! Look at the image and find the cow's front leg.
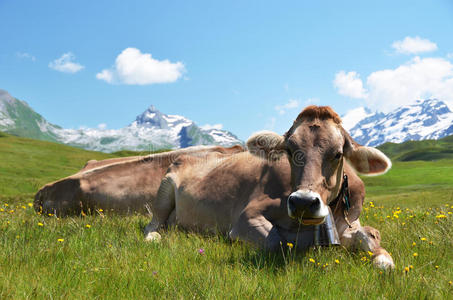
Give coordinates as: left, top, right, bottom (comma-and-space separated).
144, 177, 176, 242
229, 214, 284, 251
340, 220, 394, 270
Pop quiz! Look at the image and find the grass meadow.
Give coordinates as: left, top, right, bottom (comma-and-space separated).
1, 134, 452, 299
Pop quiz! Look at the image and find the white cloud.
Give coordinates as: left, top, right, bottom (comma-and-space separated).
275, 99, 300, 115
333, 71, 367, 99
48, 52, 84, 73
447, 53, 453, 59
96, 48, 185, 85
98, 123, 107, 130
200, 123, 223, 130
392, 36, 438, 55
304, 97, 320, 106
16, 52, 36, 61
334, 56, 453, 112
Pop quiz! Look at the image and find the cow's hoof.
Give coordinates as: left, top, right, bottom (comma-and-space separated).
145, 232, 162, 243
373, 254, 395, 270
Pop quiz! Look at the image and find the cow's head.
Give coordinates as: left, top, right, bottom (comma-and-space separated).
247, 106, 391, 225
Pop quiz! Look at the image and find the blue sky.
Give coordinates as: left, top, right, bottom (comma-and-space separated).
1, 0, 453, 140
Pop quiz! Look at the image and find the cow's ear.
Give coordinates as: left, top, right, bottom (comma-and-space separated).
247, 131, 287, 160
343, 129, 391, 176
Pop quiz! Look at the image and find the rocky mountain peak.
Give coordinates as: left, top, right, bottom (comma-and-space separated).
345, 99, 453, 146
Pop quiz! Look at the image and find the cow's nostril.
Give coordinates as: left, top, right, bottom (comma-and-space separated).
310, 197, 321, 211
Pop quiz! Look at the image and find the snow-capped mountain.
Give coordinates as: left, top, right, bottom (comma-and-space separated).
0, 89, 242, 152
344, 99, 453, 146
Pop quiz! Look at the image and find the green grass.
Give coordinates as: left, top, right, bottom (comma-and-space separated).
378, 134, 453, 161
1, 134, 453, 299
0, 132, 115, 197
111, 149, 171, 157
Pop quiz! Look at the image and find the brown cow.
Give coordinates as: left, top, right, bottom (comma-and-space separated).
145, 106, 394, 269
79, 156, 144, 172
34, 145, 244, 216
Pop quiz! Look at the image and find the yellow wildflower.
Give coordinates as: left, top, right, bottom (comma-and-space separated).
37, 222, 44, 227
404, 266, 410, 273
409, 265, 413, 269
57, 238, 64, 242
309, 258, 315, 263
367, 251, 373, 257
449, 280, 452, 285
28, 203, 33, 207
420, 237, 426, 241
335, 259, 340, 264
412, 242, 416, 246
286, 242, 293, 249
435, 265, 439, 269
0, 208, 4, 212
99, 209, 103, 212
413, 253, 418, 257
436, 214, 446, 219
85, 224, 91, 228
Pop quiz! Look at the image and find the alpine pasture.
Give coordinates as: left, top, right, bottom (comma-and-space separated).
0, 133, 452, 299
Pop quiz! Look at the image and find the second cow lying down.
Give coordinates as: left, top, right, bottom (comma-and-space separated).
34, 145, 244, 216
145, 106, 395, 269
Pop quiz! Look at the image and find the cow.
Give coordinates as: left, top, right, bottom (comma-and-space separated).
34, 145, 244, 216
79, 156, 143, 172
144, 106, 394, 269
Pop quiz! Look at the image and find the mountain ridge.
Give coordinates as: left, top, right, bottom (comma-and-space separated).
0, 89, 242, 152
343, 99, 453, 146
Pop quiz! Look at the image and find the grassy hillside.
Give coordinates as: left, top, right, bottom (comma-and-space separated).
111, 149, 171, 157
0, 97, 61, 142
378, 134, 453, 161
0, 132, 115, 197
0, 134, 452, 299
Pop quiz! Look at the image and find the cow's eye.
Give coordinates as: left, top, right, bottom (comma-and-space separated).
334, 152, 343, 160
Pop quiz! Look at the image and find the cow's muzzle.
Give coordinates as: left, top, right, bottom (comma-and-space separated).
287, 190, 329, 225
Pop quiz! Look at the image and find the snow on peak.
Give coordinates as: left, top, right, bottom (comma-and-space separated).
341, 107, 373, 131
133, 105, 192, 130
52, 105, 242, 152
347, 99, 453, 146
